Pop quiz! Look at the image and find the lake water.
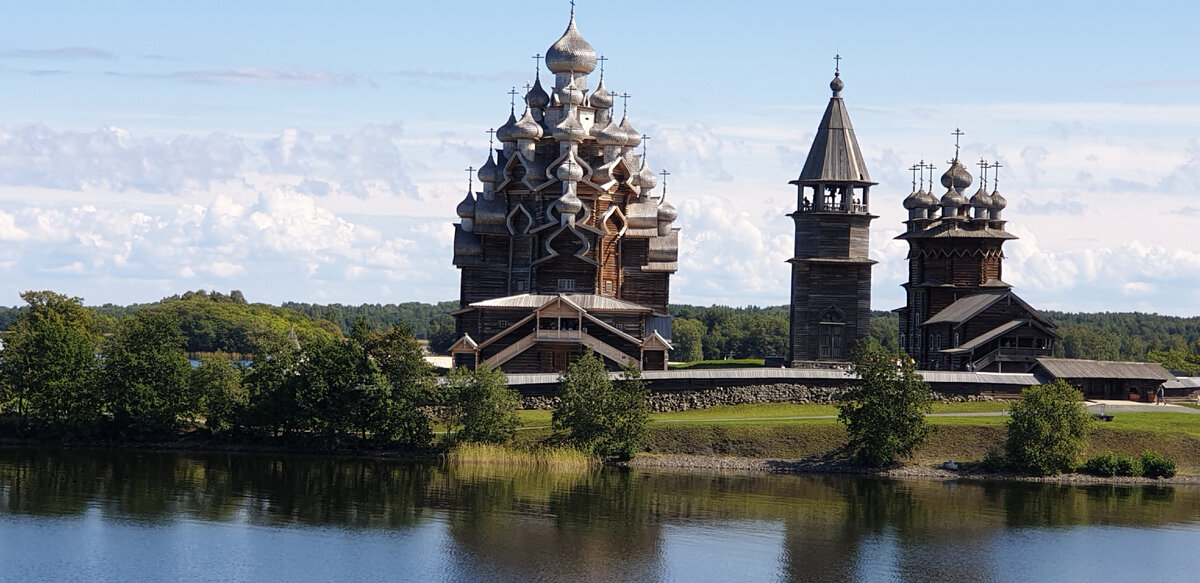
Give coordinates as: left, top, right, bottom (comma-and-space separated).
2, 447, 1199, 582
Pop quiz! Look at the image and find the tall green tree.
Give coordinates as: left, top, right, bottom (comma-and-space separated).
103, 311, 196, 439
670, 318, 705, 362
1005, 380, 1093, 475
443, 366, 520, 445
837, 340, 932, 467
553, 350, 649, 459
0, 291, 103, 436
189, 355, 246, 434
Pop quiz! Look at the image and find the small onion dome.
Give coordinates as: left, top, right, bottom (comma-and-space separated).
555, 158, 584, 182
477, 152, 499, 183
595, 117, 625, 146
525, 75, 550, 109
990, 188, 1007, 210
559, 76, 585, 106
456, 189, 476, 219
496, 110, 520, 143
657, 198, 678, 224
919, 188, 940, 208
902, 190, 924, 210
589, 77, 613, 109
830, 73, 844, 96
513, 107, 543, 141
554, 192, 583, 214
618, 114, 641, 147
940, 159, 973, 191
637, 163, 658, 191
554, 114, 589, 142
969, 185, 993, 210
546, 14, 597, 75
940, 187, 968, 208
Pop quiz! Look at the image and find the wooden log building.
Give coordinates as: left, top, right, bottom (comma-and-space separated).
449, 10, 677, 373
787, 66, 876, 366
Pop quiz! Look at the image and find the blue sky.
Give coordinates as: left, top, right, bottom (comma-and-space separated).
0, 1, 1198, 315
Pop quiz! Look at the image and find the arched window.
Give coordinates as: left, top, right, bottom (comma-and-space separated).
818, 307, 846, 360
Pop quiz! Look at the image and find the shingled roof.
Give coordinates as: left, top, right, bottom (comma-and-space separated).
1034, 358, 1174, 381
792, 74, 874, 185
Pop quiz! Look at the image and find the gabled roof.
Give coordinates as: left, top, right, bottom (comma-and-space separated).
448, 334, 478, 353
1034, 358, 1174, 381
941, 319, 1047, 354
642, 330, 673, 351
469, 293, 653, 312
923, 290, 1055, 328
792, 79, 874, 185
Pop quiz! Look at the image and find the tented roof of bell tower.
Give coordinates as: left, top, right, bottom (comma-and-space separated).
795, 73, 875, 185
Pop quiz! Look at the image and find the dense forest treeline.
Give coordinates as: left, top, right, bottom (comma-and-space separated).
2, 292, 1199, 372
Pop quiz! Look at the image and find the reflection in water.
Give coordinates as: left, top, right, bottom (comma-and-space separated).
2, 447, 1200, 582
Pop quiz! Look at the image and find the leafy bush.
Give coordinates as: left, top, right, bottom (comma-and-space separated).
979, 449, 1009, 472
1082, 452, 1141, 477
1140, 451, 1177, 478
1005, 380, 1093, 475
443, 366, 520, 445
836, 340, 932, 467
553, 350, 649, 459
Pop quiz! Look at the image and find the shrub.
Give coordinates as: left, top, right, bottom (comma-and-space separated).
1141, 451, 1177, 478
979, 449, 1009, 472
443, 366, 520, 445
553, 350, 649, 459
836, 340, 931, 467
1082, 452, 1140, 477
1005, 380, 1093, 475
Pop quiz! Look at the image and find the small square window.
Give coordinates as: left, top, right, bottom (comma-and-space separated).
557, 279, 575, 291
604, 280, 613, 293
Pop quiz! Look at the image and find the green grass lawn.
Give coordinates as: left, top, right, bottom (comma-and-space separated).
668, 359, 765, 370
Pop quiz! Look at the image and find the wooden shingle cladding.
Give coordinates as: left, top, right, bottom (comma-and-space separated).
449, 17, 679, 373
786, 74, 877, 366
897, 192, 1057, 370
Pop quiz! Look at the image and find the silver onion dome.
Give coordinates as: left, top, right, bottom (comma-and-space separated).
559, 76, 585, 106
637, 163, 658, 191
554, 114, 588, 142
556, 158, 584, 182
512, 107, 543, 141
990, 188, 1007, 210
658, 198, 678, 224
456, 189, 476, 219
477, 152, 499, 183
902, 190, 924, 210
970, 185, 993, 210
554, 191, 583, 214
525, 75, 550, 109
830, 73, 844, 96
617, 114, 641, 148
940, 187, 968, 208
496, 110, 520, 143
545, 14, 597, 75
595, 117, 624, 146
940, 160, 973, 191
919, 188, 940, 209
589, 77, 613, 109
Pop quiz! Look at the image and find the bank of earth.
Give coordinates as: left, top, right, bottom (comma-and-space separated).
512, 402, 1200, 478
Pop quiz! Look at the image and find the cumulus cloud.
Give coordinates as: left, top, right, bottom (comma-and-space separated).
0, 123, 419, 200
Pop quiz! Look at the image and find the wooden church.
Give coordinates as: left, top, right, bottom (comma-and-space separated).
894, 134, 1058, 372
449, 9, 677, 373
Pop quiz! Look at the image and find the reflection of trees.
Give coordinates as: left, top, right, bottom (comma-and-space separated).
4, 446, 1200, 580
435, 466, 664, 581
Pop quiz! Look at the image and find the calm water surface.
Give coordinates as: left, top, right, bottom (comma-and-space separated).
1, 447, 1199, 582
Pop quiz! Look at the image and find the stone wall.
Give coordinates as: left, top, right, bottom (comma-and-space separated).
520, 384, 996, 412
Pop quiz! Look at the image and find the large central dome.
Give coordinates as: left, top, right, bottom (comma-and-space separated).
545, 14, 596, 74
